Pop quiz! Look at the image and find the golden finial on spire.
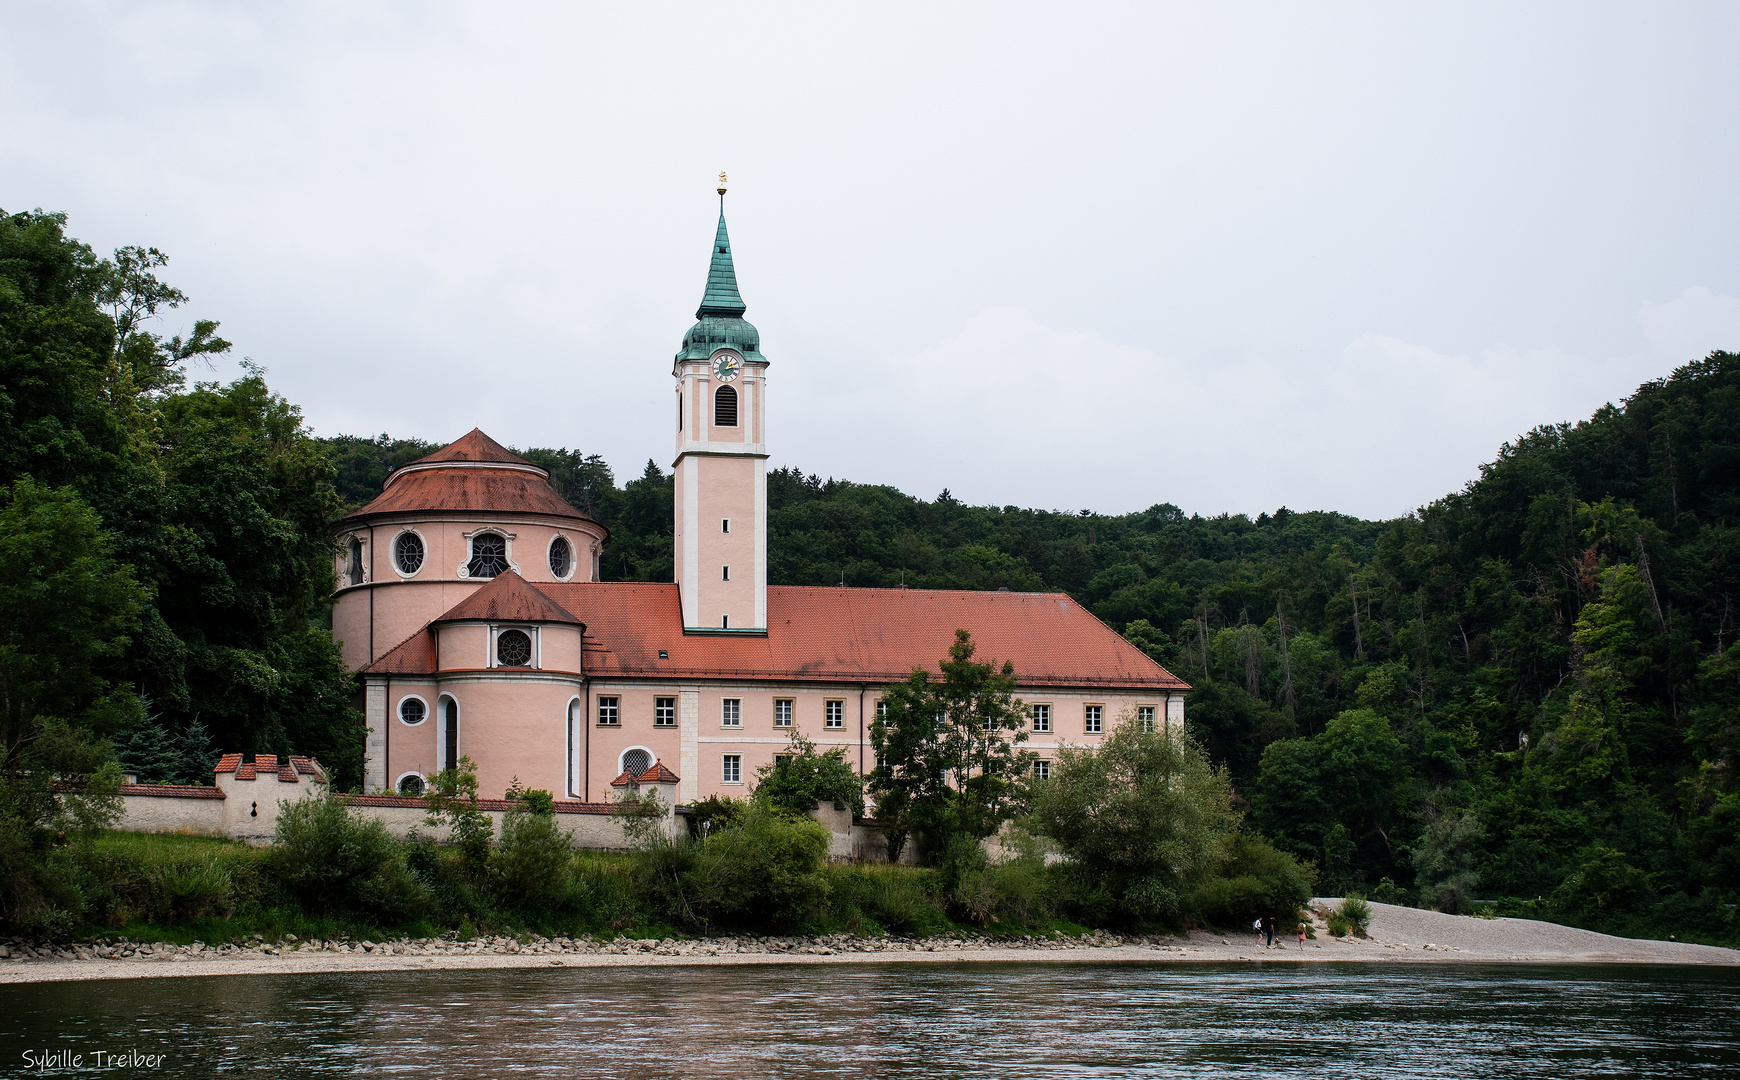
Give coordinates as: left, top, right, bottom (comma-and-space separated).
717, 171, 728, 196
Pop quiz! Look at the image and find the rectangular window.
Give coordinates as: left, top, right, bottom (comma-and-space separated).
774, 699, 794, 727
722, 754, 742, 783
597, 696, 620, 726
722, 518, 730, 533
825, 700, 844, 729
1033, 759, 1051, 780
655, 697, 676, 727
876, 700, 888, 720
1084, 704, 1103, 734
722, 698, 741, 727
1138, 705, 1156, 733
722, 565, 730, 581
1032, 704, 1051, 732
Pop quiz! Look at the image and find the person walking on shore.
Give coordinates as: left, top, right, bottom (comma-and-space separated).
1298, 922, 1308, 949
1253, 917, 1263, 947
1263, 915, 1275, 949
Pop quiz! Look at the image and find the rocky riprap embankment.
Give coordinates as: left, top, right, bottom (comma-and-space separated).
1, 928, 1166, 964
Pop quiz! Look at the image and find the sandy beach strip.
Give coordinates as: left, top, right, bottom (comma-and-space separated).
3, 903, 1736, 985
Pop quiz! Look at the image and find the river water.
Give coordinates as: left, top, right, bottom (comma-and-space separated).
4, 962, 1738, 1078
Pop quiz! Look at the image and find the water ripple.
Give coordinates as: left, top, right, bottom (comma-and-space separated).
3, 962, 1738, 1079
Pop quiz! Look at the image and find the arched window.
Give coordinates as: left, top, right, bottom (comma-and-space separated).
714, 384, 738, 427
549, 536, 572, 578
346, 537, 364, 586
397, 773, 425, 796
394, 532, 425, 575
622, 748, 652, 777
467, 532, 507, 578
443, 697, 459, 771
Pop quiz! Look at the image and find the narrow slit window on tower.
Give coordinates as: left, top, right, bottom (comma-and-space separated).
722, 565, 730, 581
722, 518, 730, 533
346, 537, 363, 586
714, 384, 738, 426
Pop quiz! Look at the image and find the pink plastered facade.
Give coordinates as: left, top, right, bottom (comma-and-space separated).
334, 206, 1188, 806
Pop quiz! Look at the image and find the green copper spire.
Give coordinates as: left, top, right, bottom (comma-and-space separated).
695, 205, 747, 320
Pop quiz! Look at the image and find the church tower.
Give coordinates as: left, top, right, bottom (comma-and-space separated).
672, 176, 768, 632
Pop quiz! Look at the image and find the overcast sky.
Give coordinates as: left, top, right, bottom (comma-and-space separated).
6, 3, 1738, 520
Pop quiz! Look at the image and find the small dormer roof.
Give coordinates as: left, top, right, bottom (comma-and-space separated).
433, 570, 583, 627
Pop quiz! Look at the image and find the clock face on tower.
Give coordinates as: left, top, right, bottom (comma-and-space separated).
712, 352, 743, 382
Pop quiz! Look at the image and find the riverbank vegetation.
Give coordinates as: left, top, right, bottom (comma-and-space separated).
4, 209, 1738, 947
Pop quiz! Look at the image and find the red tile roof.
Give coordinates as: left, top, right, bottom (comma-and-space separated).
215, 753, 243, 774
407, 428, 534, 467
354, 582, 1185, 689
119, 783, 226, 799
337, 429, 601, 528
552, 583, 1187, 690
360, 628, 436, 675
434, 570, 583, 627
610, 762, 682, 786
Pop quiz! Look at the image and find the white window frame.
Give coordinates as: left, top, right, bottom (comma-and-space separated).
397, 694, 430, 727
825, 700, 844, 729
395, 771, 427, 795
490, 625, 539, 669
618, 745, 654, 777
1084, 704, 1103, 734
597, 696, 621, 726
774, 699, 794, 727
1032, 703, 1051, 732
654, 697, 676, 727
391, 527, 427, 578
1138, 705, 1157, 733
456, 527, 518, 579
1033, 759, 1051, 781
721, 698, 741, 727
722, 754, 743, 784
547, 532, 577, 582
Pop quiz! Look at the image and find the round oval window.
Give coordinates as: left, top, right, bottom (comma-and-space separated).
549, 536, 572, 578
496, 629, 533, 667
395, 532, 425, 574
399, 697, 426, 725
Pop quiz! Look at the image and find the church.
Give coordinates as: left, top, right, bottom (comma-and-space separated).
331, 189, 1189, 803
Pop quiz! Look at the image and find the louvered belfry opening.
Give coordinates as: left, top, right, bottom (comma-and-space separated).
714, 384, 738, 426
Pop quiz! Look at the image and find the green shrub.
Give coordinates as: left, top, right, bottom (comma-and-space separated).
1336, 894, 1372, 938
1030, 720, 1240, 925
684, 806, 831, 928
272, 795, 426, 921
752, 730, 864, 816
491, 810, 576, 912
687, 795, 747, 840
1188, 832, 1316, 929
1370, 877, 1407, 906
1326, 911, 1350, 937
953, 855, 1061, 926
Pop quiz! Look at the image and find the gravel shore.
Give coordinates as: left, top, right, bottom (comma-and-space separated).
3, 902, 1734, 985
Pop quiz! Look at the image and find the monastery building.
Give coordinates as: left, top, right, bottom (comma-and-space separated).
332, 189, 1189, 803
